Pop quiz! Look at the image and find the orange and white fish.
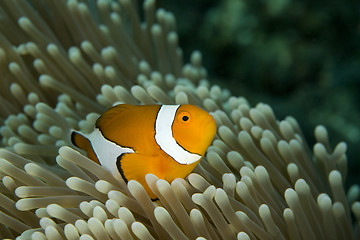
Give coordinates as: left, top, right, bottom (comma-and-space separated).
71, 104, 216, 199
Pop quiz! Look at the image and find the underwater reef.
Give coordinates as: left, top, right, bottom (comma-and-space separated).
0, 0, 359, 239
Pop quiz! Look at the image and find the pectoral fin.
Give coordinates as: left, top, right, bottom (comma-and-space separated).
71, 130, 100, 164
117, 153, 160, 200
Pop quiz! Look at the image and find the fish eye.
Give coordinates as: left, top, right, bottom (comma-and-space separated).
178, 112, 190, 123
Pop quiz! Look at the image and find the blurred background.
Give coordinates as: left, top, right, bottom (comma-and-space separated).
157, 0, 360, 188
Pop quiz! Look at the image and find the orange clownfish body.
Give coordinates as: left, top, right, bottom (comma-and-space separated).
71, 104, 216, 199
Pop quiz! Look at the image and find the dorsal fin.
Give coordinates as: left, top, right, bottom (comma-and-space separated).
95, 104, 133, 130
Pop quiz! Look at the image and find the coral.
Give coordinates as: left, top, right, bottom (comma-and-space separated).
0, 0, 359, 239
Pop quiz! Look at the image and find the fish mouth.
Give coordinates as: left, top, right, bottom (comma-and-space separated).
208, 114, 216, 125
203, 115, 217, 131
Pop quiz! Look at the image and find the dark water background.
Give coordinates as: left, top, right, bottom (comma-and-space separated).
157, 0, 360, 188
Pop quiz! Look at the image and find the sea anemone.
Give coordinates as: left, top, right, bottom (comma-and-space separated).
0, 0, 359, 239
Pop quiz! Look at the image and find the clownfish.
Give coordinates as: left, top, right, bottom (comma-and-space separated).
71, 104, 216, 199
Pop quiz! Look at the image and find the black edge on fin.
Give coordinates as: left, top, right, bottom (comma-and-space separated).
70, 130, 80, 147
116, 153, 159, 201
116, 153, 129, 183
95, 116, 102, 130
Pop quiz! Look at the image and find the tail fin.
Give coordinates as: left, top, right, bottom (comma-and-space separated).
71, 130, 100, 164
